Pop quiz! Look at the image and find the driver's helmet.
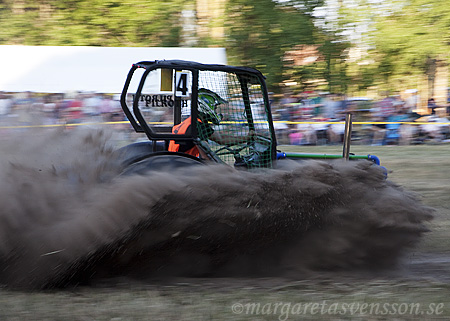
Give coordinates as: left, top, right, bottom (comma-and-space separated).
197, 88, 227, 125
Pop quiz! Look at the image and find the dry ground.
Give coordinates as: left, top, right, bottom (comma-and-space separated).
1, 144, 450, 321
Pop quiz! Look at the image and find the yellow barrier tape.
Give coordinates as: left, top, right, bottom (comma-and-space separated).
274, 121, 450, 125
1, 120, 449, 130
0, 121, 130, 130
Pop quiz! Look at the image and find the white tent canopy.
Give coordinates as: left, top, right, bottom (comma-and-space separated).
0, 45, 227, 93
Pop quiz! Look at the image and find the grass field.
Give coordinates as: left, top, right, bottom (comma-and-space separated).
1, 144, 450, 321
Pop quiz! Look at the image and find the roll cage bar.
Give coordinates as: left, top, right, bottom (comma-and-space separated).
121, 60, 275, 136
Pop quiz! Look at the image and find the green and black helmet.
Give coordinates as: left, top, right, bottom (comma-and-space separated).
197, 88, 227, 125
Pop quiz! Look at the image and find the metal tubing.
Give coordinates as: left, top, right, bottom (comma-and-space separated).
343, 113, 353, 160
282, 153, 369, 160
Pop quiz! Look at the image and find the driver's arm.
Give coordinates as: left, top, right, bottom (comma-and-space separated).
210, 129, 255, 146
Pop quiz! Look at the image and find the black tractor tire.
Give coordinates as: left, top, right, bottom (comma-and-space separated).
120, 152, 204, 176
114, 141, 167, 168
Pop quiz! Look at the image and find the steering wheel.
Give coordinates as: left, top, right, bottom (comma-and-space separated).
214, 143, 250, 157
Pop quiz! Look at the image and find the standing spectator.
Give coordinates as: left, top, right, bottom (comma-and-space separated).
15, 91, 35, 126
30, 95, 46, 126
100, 94, 114, 121
298, 92, 315, 119
0, 92, 13, 129
83, 92, 103, 121
427, 98, 438, 115
53, 94, 68, 122
404, 89, 419, 113
0, 92, 12, 117
272, 112, 290, 145
83, 93, 103, 122
322, 93, 340, 119
295, 105, 318, 145
65, 92, 84, 123
42, 94, 60, 125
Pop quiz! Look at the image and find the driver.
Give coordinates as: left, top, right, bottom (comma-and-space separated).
168, 88, 254, 159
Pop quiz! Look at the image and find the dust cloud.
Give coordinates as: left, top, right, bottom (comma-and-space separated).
0, 128, 433, 289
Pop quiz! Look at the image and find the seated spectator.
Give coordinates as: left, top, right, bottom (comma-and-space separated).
420, 115, 449, 142
369, 97, 395, 145
288, 128, 303, 145
327, 117, 345, 145
385, 109, 409, 145
428, 98, 438, 115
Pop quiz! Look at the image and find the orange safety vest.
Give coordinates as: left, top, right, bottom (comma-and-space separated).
168, 117, 200, 157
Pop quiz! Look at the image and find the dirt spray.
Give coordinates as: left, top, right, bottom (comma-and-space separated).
0, 128, 433, 289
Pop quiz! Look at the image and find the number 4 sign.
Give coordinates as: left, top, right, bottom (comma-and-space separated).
175, 71, 190, 97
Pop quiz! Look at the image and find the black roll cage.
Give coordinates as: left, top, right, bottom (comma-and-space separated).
120, 59, 278, 160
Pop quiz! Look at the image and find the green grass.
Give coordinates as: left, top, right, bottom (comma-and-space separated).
280, 144, 450, 208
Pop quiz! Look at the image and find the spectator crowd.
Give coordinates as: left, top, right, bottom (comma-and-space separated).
0, 91, 139, 145
1, 90, 450, 146
271, 91, 450, 146
0, 91, 123, 126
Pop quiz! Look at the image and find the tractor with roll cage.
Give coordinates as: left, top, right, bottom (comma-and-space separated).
117, 60, 381, 174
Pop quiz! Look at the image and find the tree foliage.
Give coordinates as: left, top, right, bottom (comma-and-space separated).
368, 0, 450, 93
1, 0, 449, 95
0, 0, 354, 93
0, 0, 185, 46
224, 0, 320, 91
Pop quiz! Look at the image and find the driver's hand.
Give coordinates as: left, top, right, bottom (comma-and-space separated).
247, 130, 256, 141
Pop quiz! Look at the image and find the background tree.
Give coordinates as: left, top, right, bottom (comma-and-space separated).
224, 0, 320, 91
371, 1, 450, 99
1, 0, 449, 99
0, 0, 185, 46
